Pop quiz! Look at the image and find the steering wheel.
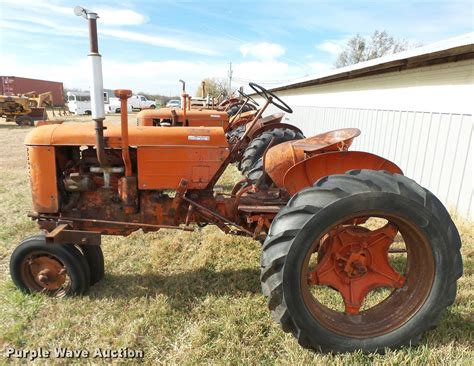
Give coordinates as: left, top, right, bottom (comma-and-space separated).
237, 89, 259, 106
249, 82, 293, 114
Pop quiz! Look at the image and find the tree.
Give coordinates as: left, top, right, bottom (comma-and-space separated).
334, 30, 414, 68
195, 78, 231, 99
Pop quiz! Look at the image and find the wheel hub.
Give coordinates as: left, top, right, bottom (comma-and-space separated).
308, 223, 406, 314
28, 256, 66, 290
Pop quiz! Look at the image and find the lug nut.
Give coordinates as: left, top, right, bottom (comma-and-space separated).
38, 274, 48, 283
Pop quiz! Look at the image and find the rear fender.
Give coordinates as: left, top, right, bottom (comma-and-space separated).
282, 151, 403, 195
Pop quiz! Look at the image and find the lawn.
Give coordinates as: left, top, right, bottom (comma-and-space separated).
0, 117, 472, 364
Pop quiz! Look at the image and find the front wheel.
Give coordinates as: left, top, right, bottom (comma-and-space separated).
261, 170, 462, 352
10, 235, 91, 296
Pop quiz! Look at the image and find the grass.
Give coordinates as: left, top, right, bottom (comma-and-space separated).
0, 116, 473, 364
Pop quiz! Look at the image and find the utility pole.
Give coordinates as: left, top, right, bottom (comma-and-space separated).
228, 62, 233, 95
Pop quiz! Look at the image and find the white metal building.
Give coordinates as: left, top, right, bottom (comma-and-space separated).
252, 33, 473, 218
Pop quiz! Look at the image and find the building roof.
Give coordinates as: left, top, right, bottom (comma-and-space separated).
266, 33, 474, 93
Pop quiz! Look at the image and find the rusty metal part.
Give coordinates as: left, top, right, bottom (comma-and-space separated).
265, 128, 361, 188
45, 223, 101, 246
283, 151, 404, 195
301, 213, 435, 337
88, 16, 99, 53
20, 252, 69, 295
182, 195, 254, 236
94, 118, 110, 168
308, 223, 405, 314
30, 213, 194, 232
115, 89, 133, 177
118, 176, 138, 214
63, 173, 95, 192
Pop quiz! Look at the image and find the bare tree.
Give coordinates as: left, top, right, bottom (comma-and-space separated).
195, 78, 231, 99
335, 30, 414, 68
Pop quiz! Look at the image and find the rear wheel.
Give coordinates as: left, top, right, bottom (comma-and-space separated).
10, 235, 91, 296
261, 170, 462, 352
240, 128, 304, 174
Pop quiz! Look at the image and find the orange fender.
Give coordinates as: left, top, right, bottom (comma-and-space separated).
283, 151, 403, 195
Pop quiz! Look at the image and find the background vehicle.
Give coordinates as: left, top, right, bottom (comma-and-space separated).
166, 99, 181, 108
0, 92, 52, 125
189, 97, 207, 109
67, 91, 91, 115
68, 91, 109, 115
129, 95, 156, 110
105, 97, 132, 114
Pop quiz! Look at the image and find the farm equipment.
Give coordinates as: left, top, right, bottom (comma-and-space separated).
9, 7, 462, 353
137, 85, 304, 175
0, 91, 52, 126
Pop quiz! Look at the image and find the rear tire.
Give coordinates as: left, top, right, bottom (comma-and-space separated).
261, 169, 462, 352
240, 128, 304, 174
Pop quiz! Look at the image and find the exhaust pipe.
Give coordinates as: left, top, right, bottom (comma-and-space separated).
74, 6, 109, 168
179, 79, 187, 123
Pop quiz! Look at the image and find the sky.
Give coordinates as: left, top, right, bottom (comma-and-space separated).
0, 0, 472, 96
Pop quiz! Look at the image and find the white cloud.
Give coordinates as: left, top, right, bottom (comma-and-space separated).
0, 54, 326, 96
1, 15, 218, 56
94, 8, 148, 26
307, 62, 332, 74
240, 42, 285, 61
100, 28, 218, 55
315, 40, 345, 55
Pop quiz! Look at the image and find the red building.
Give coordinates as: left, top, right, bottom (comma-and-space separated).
1, 76, 65, 106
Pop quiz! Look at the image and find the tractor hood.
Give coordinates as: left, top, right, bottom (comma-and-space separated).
24, 122, 229, 148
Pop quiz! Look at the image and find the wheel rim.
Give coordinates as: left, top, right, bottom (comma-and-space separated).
20, 251, 71, 297
301, 212, 435, 338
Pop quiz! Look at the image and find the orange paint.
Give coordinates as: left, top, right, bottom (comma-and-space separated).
26, 146, 58, 213
283, 151, 403, 195
264, 128, 361, 187
137, 108, 229, 129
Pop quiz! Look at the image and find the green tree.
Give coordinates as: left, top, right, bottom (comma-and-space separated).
335, 30, 415, 68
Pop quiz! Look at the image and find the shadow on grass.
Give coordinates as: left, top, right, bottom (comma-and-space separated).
89, 267, 261, 311
422, 308, 474, 347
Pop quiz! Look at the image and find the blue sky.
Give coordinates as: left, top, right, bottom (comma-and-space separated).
1, 0, 472, 95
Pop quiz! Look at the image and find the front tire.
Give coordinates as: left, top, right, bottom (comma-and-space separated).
77, 245, 104, 285
10, 236, 91, 296
261, 169, 462, 352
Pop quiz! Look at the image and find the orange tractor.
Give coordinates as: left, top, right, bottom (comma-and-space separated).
137, 83, 305, 176
9, 7, 462, 353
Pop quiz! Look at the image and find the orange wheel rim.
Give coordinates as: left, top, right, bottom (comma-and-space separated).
20, 251, 71, 297
301, 213, 435, 338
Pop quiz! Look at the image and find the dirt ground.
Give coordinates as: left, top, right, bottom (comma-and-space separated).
0, 115, 472, 364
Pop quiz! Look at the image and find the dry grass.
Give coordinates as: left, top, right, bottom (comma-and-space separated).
0, 116, 473, 365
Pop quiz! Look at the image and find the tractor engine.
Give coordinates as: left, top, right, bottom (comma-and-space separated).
24, 123, 231, 235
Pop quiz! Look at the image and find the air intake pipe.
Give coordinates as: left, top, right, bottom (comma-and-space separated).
74, 6, 109, 168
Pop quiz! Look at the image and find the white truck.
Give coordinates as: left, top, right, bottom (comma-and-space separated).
67, 91, 109, 115
128, 95, 156, 110
105, 97, 133, 114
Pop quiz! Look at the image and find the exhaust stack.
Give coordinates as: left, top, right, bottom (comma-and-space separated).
74, 5, 109, 168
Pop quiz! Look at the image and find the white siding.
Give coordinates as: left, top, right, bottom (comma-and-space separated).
253, 59, 473, 217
